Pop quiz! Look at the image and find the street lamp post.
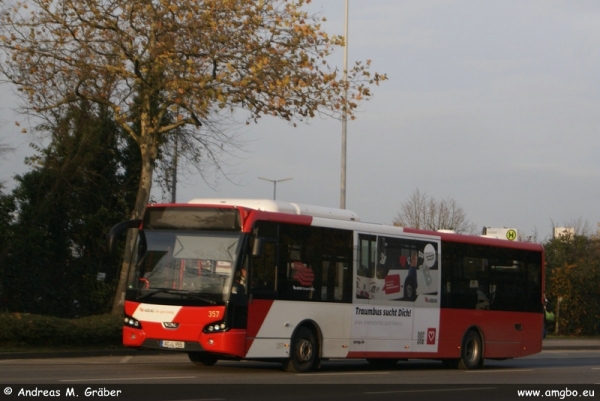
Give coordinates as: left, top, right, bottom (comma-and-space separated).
340, 0, 349, 209
258, 177, 292, 200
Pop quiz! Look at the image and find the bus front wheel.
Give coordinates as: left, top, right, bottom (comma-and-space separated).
457, 330, 483, 370
283, 327, 318, 373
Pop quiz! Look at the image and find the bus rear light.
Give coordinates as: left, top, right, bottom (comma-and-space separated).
124, 316, 142, 329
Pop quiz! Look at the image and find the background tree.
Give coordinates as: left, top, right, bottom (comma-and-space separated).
544, 230, 600, 335
0, 140, 13, 190
0, 0, 386, 313
0, 141, 15, 307
393, 189, 477, 234
1, 101, 139, 316
551, 218, 593, 237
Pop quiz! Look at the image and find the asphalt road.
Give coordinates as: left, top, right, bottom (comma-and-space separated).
1, 349, 600, 383
0, 349, 599, 401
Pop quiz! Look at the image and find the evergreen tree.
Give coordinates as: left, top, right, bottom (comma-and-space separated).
2, 101, 139, 317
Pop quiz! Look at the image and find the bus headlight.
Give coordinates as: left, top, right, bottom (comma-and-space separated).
203, 322, 228, 333
124, 316, 142, 329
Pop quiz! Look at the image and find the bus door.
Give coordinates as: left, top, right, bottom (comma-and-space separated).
245, 240, 278, 354
356, 234, 377, 299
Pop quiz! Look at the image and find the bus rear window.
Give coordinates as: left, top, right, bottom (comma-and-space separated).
144, 207, 241, 231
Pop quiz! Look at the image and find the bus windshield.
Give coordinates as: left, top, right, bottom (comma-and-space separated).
127, 230, 243, 305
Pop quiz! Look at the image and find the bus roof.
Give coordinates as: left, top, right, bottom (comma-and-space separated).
187, 198, 361, 222
182, 198, 542, 251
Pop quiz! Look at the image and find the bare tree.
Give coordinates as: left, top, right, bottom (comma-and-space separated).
0, 0, 386, 313
393, 189, 477, 234
0, 140, 14, 191
0, 142, 12, 158
551, 218, 593, 238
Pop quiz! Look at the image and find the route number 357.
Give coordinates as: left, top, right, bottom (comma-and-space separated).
208, 310, 220, 318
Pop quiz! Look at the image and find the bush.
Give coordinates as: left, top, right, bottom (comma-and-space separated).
545, 234, 600, 336
0, 313, 122, 349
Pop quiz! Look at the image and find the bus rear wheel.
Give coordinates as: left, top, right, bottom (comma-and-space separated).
457, 330, 483, 370
283, 327, 318, 373
188, 352, 218, 366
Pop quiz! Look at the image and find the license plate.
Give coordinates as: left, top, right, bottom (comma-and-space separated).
161, 340, 185, 349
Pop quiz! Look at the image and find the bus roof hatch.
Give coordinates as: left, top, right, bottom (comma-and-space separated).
187, 198, 360, 222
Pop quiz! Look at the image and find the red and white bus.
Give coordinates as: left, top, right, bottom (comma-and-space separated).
108, 199, 545, 372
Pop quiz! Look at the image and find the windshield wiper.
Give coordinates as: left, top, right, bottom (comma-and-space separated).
179, 293, 218, 305
136, 288, 217, 305
135, 288, 177, 301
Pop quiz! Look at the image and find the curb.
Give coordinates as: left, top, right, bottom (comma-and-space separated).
0, 349, 165, 360
542, 341, 600, 351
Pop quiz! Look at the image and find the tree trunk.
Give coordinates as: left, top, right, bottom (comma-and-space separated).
111, 140, 157, 315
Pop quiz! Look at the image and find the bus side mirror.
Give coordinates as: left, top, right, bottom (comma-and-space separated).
107, 219, 142, 254
252, 237, 264, 257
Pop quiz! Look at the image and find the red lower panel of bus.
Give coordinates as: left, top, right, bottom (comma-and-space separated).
437, 308, 543, 359
123, 326, 247, 358
124, 300, 543, 361
123, 301, 247, 358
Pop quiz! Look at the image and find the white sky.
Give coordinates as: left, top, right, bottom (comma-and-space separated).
1, 0, 600, 241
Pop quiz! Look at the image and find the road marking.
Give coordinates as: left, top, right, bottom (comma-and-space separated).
467, 369, 533, 373
365, 387, 496, 394
60, 376, 197, 382
119, 356, 133, 363
301, 371, 392, 377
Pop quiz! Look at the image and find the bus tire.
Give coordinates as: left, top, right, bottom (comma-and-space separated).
283, 327, 318, 373
188, 352, 218, 366
457, 330, 483, 370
